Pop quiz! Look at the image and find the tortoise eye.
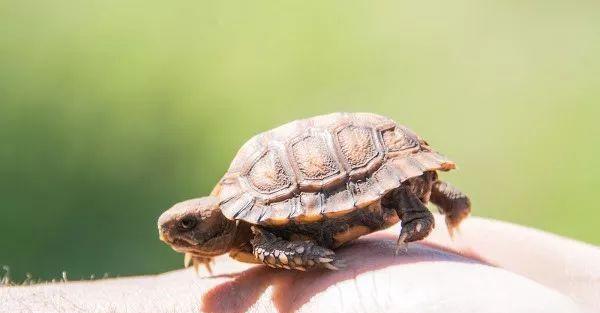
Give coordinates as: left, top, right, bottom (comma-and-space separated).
179, 217, 197, 230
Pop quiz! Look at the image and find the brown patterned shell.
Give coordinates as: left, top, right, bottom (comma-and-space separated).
215, 112, 456, 225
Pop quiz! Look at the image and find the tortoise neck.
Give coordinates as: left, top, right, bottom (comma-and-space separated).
230, 220, 253, 250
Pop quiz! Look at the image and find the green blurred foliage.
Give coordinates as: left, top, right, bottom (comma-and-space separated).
1, 0, 599, 281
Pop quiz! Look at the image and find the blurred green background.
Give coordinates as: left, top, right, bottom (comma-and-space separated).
1, 0, 599, 281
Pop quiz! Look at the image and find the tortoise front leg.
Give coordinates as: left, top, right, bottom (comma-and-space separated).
430, 180, 471, 236
250, 227, 344, 271
185, 254, 215, 274
229, 241, 263, 265
394, 187, 435, 254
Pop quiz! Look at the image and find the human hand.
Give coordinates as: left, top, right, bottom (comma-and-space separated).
2, 214, 599, 313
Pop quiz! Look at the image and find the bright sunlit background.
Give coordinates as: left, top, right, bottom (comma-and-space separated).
1, 1, 599, 281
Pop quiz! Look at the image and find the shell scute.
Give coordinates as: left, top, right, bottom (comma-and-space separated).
322, 187, 355, 217
246, 149, 293, 194
289, 131, 343, 186
349, 179, 381, 208
371, 163, 401, 192
217, 112, 456, 225
297, 192, 325, 222
336, 125, 379, 170
380, 126, 419, 155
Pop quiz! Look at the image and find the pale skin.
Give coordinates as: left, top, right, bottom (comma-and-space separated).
3, 215, 600, 313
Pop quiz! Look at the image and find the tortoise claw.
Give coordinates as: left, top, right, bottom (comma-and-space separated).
323, 259, 346, 270
323, 263, 339, 270
184, 253, 193, 268
251, 227, 343, 271
203, 261, 214, 275
445, 216, 464, 239
395, 233, 409, 255
190, 256, 214, 275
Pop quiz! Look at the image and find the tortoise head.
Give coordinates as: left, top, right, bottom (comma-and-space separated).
158, 196, 237, 258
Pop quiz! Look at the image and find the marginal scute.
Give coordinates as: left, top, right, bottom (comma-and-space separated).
391, 157, 424, 181
372, 163, 401, 192
220, 193, 255, 220
286, 197, 302, 219
242, 203, 267, 224
297, 192, 324, 222
262, 200, 292, 225
411, 152, 440, 169
349, 179, 381, 208
322, 187, 355, 217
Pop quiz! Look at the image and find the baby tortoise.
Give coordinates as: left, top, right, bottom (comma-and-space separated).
158, 112, 471, 271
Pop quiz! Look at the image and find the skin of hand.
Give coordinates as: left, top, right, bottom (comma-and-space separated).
2, 215, 599, 313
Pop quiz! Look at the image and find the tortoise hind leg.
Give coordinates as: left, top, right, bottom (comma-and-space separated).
430, 180, 471, 237
393, 187, 435, 254
250, 227, 344, 271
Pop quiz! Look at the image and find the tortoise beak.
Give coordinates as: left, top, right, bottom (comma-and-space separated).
158, 227, 170, 242
158, 208, 177, 242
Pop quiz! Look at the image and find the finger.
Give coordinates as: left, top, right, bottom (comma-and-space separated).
1, 242, 583, 313
393, 214, 600, 311
202, 237, 582, 313
294, 251, 581, 313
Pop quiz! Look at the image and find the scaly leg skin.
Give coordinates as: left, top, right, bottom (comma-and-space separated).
229, 242, 262, 264
430, 180, 472, 237
250, 227, 344, 271
394, 187, 435, 254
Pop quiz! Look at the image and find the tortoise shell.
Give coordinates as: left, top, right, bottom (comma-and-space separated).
215, 112, 455, 225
